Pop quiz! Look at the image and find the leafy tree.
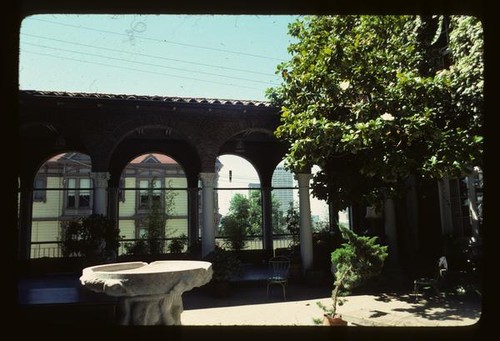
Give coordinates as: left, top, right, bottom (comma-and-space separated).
267, 15, 483, 211
146, 183, 167, 254
220, 190, 286, 239
219, 214, 247, 251
125, 179, 177, 255
247, 190, 262, 235
60, 214, 120, 260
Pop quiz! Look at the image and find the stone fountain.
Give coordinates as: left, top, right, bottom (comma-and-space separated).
80, 260, 213, 325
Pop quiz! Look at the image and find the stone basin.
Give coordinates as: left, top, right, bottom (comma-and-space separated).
80, 260, 213, 325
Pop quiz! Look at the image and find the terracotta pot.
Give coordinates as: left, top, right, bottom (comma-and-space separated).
323, 314, 348, 326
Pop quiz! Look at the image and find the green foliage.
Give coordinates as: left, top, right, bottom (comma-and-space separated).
220, 191, 287, 239
268, 15, 483, 211
284, 204, 300, 246
202, 245, 243, 283
146, 186, 167, 254
271, 194, 288, 234
60, 214, 120, 259
331, 227, 388, 291
125, 179, 178, 255
321, 226, 388, 317
168, 233, 188, 253
220, 214, 247, 251
124, 238, 149, 256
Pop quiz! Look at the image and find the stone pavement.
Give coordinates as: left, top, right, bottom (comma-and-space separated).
17, 268, 484, 331
180, 280, 482, 327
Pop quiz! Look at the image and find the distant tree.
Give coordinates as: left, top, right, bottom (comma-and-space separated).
271, 194, 288, 234
247, 190, 262, 236
220, 190, 287, 242
284, 204, 300, 247
219, 214, 247, 251
267, 15, 483, 211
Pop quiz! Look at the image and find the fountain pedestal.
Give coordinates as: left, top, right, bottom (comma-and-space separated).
80, 260, 213, 325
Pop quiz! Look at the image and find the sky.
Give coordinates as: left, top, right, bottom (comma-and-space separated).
19, 14, 335, 221
19, 14, 299, 101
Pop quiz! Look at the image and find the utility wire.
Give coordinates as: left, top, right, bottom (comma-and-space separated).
23, 42, 278, 86
29, 17, 286, 62
23, 50, 264, 91
21, 33, 278, 77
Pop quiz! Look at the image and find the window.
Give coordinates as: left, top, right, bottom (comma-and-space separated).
65, 177, 92, 209
79, 178, 91, 207
67, 178, 76, 208
137, 224, 148, 239
138, 178, 162, 209
33, 176, 47, 202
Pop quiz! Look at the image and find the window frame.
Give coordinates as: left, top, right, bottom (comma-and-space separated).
33, 175, 47, 203
136, 177, 164, 212
63, 176, 93, 214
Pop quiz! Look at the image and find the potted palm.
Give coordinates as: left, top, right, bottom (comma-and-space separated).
317, 226, 388, 326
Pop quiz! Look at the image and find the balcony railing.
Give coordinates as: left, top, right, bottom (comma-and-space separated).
30, 234, 295, 259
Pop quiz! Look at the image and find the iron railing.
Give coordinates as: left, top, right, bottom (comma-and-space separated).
29, 234, 295, 259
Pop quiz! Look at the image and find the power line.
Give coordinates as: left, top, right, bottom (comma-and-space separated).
21, 33, 278, 77
29, 17, 286, 62
22, 50, 264, 91
22, 42, 278, 86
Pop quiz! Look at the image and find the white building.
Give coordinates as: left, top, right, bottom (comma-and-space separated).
271, 166, 294, 213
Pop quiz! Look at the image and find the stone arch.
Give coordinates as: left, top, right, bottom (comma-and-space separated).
218, 128, 287, 188
108, 124, 200, 188
25, 151, 94, 259
115, 152, 190, 254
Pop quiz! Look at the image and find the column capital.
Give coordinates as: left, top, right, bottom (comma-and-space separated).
90, 171, 110, 188
199, 172, 217, 187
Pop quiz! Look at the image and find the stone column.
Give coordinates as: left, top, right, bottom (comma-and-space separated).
384, 196, 398, 265
261, 186, 273, 252
199, 172, 217, 257
296, 173, 313, 272
91, 172, 110, 216
466, 173, 480, 239
18, 183, 33, 260
405, 175, 419, 251
187, 187, 200, 251
107, 187, 119, 224
437, 177, 454, 236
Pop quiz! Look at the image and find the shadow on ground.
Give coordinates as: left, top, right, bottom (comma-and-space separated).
183, 279, 332, 310
370, 290, 482, 323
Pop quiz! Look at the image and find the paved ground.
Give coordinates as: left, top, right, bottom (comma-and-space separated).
180, 279, 482, 327
16, 266, 484, 335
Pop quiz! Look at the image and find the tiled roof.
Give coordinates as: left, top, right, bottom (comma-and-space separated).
130, 153, 177, 164
19, 90, 273, 107
47, 153, 177, 165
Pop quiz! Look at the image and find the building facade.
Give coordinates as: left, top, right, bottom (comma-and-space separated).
31, 152, 192, 258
